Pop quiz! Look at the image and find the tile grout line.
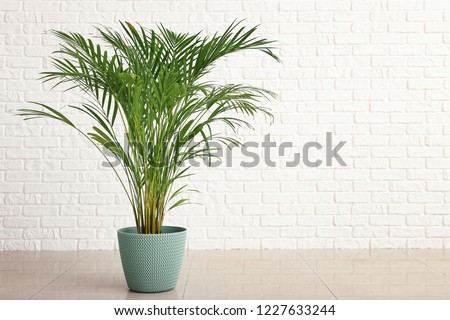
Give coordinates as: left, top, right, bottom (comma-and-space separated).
27, 259, 81, 300
296, 251, 339, 300
405, 251, 450, 278
181, 251, 195, 299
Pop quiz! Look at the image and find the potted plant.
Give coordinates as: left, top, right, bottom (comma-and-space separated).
17, 22, 280, 292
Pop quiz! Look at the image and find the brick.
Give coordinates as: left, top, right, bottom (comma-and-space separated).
41, 217, 76, 228
60, 2, 96, 12
315, 0, 350, 11
427, 228, 450, 238
24, 183, 60, 194
280, 1, 313, 11
0, 183, 22, 193
23, 2, 58, 11
226, 194, 260, 204
317, 227, 352, 238
60, 229, 95, 239
42, 13, 77, 23
4, 217, 39, 228
23, 206, 58, 216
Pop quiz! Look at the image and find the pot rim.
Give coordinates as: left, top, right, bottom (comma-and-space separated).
117, 226, 187, 236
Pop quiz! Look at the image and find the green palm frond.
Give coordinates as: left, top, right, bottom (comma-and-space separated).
16, 21, 280, 234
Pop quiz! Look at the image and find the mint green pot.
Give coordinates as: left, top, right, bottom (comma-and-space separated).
117, 226, 187, 293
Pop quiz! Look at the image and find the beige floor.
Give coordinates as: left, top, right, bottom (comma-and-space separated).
1, 249, 450, 299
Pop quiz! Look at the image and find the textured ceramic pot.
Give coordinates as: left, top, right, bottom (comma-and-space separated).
117, 226, 187, 293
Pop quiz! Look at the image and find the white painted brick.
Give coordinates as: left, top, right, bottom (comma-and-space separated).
427, 228, 450, 238
390, 204, 424, 214
97, 2, 132, 12
224, 239, 260, 249
371, 216, 405, 226
317, 181, 351, 191
408, 192, 443, 203
261, 238, 297, 249
369, 239, 407, 248
97, 205, 131, 216
61, 183, 96, 193
23, 229, 58, 240
244, 227, 278, 239
80, 194, 114, 205
42, 194, 77, 205
189, 239, 223, 250
353, 227, 388, 238
78, 217, 114, 228
262, 193, 296, 204
427, 181, 450, 191
3, 240, 40, 251
390, 181, 425, 192
315, 0, 350, 11
226, 194, 260, 204
317, 227, 352, 238
335, 169, 370, 180
426, 204, 450, 214
41, 217, 76, 228
261, 216, 296, 227
24, 183, 59, 194
389, 22, 423, 33
23, 206, 58, 216
188, 216, 223, 227
408, 33, 442, 44
389, 227, 425, 238
43, 172, 78, 182
426, 1, 450, 10
388, 0, 424, 11
407, 216, 442, 226
3, 217, 39, 228
60, 2, 96, 12
372, 57, 407, 67
408, 11, 442, 22
42, 13, 77, 23
0, 183, 22, 193
207, 227, 242, 239
335, 192, 370, 203
23, 2, 58, 12
242, 204, 277, 215
60, 229, 95, 239
371, 170, 406, 181
78, 13, 115, 23
6, 148, 41, 159
280, 1, 313, 11
354, 181, 388, 192
408, 239, 443, 248
224, 216, 259, 227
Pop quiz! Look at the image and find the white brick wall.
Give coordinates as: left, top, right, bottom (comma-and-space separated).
2, 0, 450, 250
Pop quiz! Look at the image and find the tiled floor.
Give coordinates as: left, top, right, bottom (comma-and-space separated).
1, 250, 450, 299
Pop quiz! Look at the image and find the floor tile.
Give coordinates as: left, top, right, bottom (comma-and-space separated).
184, 267, 334, 299
0, 250, 449, 299
31, 269, 188, 300
190, 250, 309, 270
0, 271, 60, 299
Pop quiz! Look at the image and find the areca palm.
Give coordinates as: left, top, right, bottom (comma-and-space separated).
17, 22, 280, 234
